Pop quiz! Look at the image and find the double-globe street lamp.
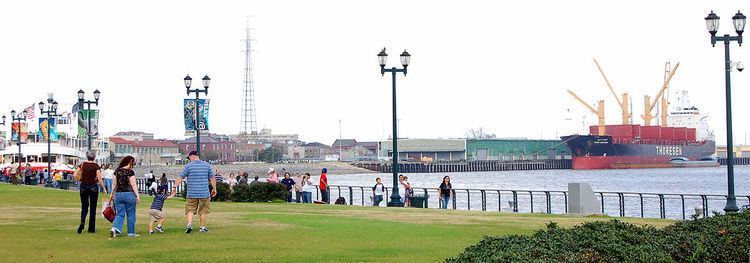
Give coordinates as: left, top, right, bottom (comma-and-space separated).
378, 48, 411, 207
10, 109, 28, 184
77, 89, 100, 150
184, 74, 211, 157
704, 10, 746, 213
39, 96, 59, 183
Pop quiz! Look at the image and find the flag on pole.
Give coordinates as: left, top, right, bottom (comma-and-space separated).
21, 104, 35, 119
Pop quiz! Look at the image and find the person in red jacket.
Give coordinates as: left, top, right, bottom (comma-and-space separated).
319, 168, 329, 203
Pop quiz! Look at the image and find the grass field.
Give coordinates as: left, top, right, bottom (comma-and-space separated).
0, 183, 673, 262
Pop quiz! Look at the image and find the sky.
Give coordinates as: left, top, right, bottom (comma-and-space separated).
1, 1, 749, 146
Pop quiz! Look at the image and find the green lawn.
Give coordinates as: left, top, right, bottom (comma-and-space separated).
0, 184, 673, 262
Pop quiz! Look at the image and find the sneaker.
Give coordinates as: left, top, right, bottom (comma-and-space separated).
185, 225, 193, 234
127, 234, 140, 237
155, 225, 164, 234
199, 227, 209, 233
109, 229, 117, 238
149, 230, 154, 235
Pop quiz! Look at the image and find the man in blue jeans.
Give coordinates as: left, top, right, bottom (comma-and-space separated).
172, 151, 216, 234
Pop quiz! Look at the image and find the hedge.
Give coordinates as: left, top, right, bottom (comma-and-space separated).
229, 182, 287, 203
447, 211, 750, 262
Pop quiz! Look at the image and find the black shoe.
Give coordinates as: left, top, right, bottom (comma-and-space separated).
77, 224, 84, 234
185, 226, 192, 234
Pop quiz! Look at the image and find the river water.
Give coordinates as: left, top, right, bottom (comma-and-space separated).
316, 166, 750, 219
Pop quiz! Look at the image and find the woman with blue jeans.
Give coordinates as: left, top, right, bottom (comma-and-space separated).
101, 164, 114, 194
438, 176, 452, 209
301, 173, 314, 203
109, 156, 140, 238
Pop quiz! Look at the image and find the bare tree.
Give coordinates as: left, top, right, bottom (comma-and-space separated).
465, 127, 496, 139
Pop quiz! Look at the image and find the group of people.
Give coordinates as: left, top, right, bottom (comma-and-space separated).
73, 149, 217, 237
222, 167, 331, 204
1, 162, 71, 186
370, 175, 454, 209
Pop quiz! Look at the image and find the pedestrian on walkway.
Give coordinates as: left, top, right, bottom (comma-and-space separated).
280, 172, 295, 203
102, 164, 114, 193
372, 178, 385, 206
75, 149, 108, 234
110, 156, 140, 238
320, 168, 329, 203
172, 151, 216, 234
438, 176, 452, 209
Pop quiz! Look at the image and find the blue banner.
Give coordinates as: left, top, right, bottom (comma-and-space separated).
184, 99, 210, 136
38, 117, 59, 142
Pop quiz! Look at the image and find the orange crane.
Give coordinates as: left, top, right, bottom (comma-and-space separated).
642, 62, 679, 126
567, 90, 605, 135
593, 58, 630, 124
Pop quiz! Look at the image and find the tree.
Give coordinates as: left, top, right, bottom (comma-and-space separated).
203, 151, 219, 162
255, 147, 283, 163
465, 127, 497, 139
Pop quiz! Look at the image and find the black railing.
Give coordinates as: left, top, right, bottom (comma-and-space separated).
132, 179, 750, 220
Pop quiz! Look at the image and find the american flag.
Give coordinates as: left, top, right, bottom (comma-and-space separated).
19, 104, 35, 119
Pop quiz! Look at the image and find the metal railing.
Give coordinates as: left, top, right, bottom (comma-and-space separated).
133, 179, 750, 220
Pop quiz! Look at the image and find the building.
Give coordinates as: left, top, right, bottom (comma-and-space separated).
716, 145, 749, 158
178, 134, 237, 162
112, 131, 154, 141
466, 139, 571, 161
378, 139, 466, 162
302, 142, 333, 161
109, 137, 180, 165
236, 128, 299, 145
332, 139, 357, 155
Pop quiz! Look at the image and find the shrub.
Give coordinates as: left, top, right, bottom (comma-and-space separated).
446, 211, 750, 262
211, 182, 230, 202
230, 182, 286, 202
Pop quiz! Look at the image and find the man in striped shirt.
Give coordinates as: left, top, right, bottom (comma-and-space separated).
172, 151, 216, 234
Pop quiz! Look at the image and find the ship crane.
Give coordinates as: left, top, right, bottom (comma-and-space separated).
642, 62, 679, 126
566, 90, 605, 135
593, 58, 630, 124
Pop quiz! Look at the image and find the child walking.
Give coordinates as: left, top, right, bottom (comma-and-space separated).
148, 186, 176, 234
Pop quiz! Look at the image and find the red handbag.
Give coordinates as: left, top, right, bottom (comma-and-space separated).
102, 200, 116, 223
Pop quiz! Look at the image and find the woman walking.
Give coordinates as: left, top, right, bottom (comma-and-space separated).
438, 176, 452, 209
76, 149, 108, 233
102, 164, 114, 194
110, 156, 140, 238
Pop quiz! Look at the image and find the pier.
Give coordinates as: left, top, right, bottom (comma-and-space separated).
353, 159, 572, 173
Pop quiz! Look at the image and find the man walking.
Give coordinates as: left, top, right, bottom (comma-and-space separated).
172, 151, 216, 234
320, 168, 329, 204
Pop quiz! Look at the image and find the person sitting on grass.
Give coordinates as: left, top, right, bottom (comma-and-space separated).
148, 186, 176, 234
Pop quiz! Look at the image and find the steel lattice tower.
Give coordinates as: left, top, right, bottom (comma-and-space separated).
241, 22, 258, 137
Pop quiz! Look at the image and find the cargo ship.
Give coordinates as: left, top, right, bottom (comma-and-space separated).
562, 91, 716, 169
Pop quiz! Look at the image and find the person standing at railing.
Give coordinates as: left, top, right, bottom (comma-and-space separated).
402, 176, 413, 207
280, 172, 295, 203
301, 173, 314, 203
293, 172, 303, 203
320, 168, 329, 204
372, 178, 384, 207
438, 176, 452, 209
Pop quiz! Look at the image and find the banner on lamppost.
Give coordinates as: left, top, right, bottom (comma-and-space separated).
77, 109, 99, 139
184, 99, 210, 136
0, 131, 6, 150
38, 117, 59, 142
11, 122, 28, 143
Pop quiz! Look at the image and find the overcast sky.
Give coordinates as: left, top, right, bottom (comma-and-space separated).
1, 1, 748, 146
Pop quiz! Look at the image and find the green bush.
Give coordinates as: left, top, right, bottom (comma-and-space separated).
211, 182, 230, 202
447, 211, 750, 263
229, 182, 286, 202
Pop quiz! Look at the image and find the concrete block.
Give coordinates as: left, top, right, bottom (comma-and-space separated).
567, 183, 600, 215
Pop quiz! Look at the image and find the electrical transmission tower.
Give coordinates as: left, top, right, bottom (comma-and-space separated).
241, 20, 258, 138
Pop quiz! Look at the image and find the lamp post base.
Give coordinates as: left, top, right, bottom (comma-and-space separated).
387, 196, 404, 207
724, 196, 739, 213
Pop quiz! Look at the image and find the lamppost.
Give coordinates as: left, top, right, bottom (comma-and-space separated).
378, 47, 411, 207
184, 74, 211, 157
77, 89, 101, 150
704, 10, 746, 213
39, 97, 59, 182
10, 109, 28, 184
